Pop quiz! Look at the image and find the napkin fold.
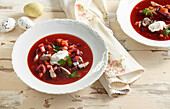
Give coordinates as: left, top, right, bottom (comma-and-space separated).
59, 0, 144, 97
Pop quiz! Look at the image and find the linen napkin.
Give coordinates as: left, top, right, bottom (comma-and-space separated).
59, 0, 144, 97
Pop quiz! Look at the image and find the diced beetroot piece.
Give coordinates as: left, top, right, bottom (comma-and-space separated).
36, 48, 40, 54
44, 45, 52, 51
77, 43, 81, 47
61, 40, 68, 46
70, 54, 76, 58
38, 73, 44, 78
75, 49, 80, 55
157, 30, 164, 34
68, 50, 74, 55
56, 39, 63, 44
72, 57, 77, 62
56, 67, 61, 73
46, 65, 51, 70
62, 46, 68, 50
71, 66, 78, 71
38, 64, 46, 73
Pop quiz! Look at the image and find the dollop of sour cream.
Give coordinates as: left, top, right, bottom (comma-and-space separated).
148, 21, 166, 32
50, 50, 69, 65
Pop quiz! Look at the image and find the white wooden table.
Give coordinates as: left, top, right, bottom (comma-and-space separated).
0, 0, 170, 109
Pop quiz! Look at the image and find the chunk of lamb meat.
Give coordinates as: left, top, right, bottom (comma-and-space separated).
78, 62, 89, 69
49, 66, 57, 79
142, 18, 152, 26
60, 67, 71, 75
40, 54, 51, 61
151, 1, 162, 7
158, 6, 170, 20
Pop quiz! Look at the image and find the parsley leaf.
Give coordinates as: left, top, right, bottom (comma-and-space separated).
163, 29, 170, 36
58, 56, 72, 67
142, 7, 157, 17
66, 56, 72, 67
50, 43, 63, 53
58, 59, 67, 66
76, 75, 80, 78
53, 49, 58, 53
69, 71, 78, 78
50, 43, 56, 48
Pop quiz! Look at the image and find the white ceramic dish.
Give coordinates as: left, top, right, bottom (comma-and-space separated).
12, 19, 108, 94
117, 0, 170, 48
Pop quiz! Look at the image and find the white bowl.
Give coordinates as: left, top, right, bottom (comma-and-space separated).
12, 19, 108, 94
117, 0, 170, 47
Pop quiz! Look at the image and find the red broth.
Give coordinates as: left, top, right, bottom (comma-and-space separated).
130, 0, 170, 41
27, 34, 93, 85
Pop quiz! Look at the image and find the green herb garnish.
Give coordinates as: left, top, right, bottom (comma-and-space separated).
142, 7, 157, 17
50, 43, 63, 52
55, 45, 63, 50
50, 43, 56, 48
163, 29, 170, 36
58, 59, 67, 66
66, 56, 72, 67
53, 49, 58, 53
76, 75, 80, 78
69, 71, 78, 78
58, 56, 72, 67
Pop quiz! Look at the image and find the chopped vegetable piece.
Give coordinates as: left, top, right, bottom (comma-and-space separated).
58, 59, 67, 66
76, 75, 80, 78
60, 67, 71, 75
142, 7, 157, 17
69, 71, 77, 78
53, 49, 58, 53
61, 40, 68, 46
56, 39, 62, 43
50, 43, 55, 48
55, 45, 62, 50
51, 43, 63, 52
163, 29, 170, 36
66, 56, 72, 67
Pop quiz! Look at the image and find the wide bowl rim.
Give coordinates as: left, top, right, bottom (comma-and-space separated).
12, 19, 108, 94
117, 0, 170, 48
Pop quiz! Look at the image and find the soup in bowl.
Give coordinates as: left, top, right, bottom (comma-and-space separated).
12, 19, 108, 94
117, 0, 170, 47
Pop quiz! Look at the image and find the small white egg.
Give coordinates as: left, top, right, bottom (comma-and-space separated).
18, 17, 34, 30
0, 18, 16, 33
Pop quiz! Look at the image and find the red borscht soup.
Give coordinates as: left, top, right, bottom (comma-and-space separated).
130, 0, 170, 41
27, 34, 93, 85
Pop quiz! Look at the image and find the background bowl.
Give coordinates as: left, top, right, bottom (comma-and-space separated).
12, 19, 108, 94
117, 0, 170, 48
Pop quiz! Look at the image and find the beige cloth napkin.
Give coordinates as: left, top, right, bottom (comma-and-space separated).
59, 0, 144, 97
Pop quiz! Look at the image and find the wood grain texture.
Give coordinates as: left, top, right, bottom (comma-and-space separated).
0, 0, 170, 109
